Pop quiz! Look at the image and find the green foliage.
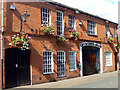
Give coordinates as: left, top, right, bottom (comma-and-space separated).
9, 32, 31, 50
41, 25, 55, 35
70, 30, 80, 39
115, 42, 120, 49
56, 35, 67, 44
107, 37, 114, 43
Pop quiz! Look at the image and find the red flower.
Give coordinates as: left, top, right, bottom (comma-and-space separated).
23, 35, 25, 38
75, 38, 78, 41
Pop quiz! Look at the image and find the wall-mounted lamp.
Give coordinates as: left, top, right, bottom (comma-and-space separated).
75, 10, 79, 14
79, 21, 83, 25
105, 21, 109, 23
20, 9, 30, 22
10, 5, 15, 10
20, 9, 30, 32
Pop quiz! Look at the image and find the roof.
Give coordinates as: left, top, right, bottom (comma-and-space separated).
41, 0, 118, 25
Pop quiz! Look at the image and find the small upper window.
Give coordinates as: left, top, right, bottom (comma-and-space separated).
41, 8, 50, 26
69, 15, 75, 30
87, 20, 96, 35
105, 26, 109, 38
114, 27, 117, 42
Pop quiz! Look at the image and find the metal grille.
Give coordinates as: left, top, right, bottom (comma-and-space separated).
69, 15, 75, 30
57, 51, 66, 77
57, 11, 63, 36
41, 8, 50, 26
69, 51, 76, 71
43, 51, 53, 74
87, 20, 96, 35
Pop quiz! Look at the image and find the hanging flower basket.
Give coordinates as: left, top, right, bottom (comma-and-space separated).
56, 35, 68, 44
114, 42, 120, 49
107, 37, 114, 43
64, 32, 71, 39
69, 29, 80, 40
9, 32, 32, 50
40, 24, 55, 35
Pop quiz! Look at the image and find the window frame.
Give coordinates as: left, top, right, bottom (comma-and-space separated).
56, 10, 64, 36
57, 51, 66, 77
68, 15, 75, 31
87, 20, 96, 36
41, 8, 51, 26
104, 52, 112, 67
105, 25, 109, 38
114, 27, 117, 42
69, 51, 77, 71
43, 51, 54, 75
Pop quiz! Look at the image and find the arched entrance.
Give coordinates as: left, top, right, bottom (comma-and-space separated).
80, 42, 103, 77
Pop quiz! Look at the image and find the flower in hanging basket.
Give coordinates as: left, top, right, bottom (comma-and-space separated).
40, 24, 55, 35
114, 42, 120, 49
114, 43, 118, 47
9, 32, 32, 50
70, 31, 80, 40
56, 35, 68, 44
107, 37, 114, 43
69, 29, 75, 32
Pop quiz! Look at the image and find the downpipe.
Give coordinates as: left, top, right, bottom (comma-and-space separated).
1, 0, 4, 89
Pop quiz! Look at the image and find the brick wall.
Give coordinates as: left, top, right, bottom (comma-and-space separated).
2, 2, 118, 86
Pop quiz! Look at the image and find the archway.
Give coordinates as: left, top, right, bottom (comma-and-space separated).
80, 42, 103, 77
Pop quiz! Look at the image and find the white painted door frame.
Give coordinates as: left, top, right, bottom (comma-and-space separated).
80, 42, 103, 77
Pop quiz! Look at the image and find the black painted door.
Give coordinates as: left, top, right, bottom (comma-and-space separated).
5, 48, 30, 88
115, 52, 118, 71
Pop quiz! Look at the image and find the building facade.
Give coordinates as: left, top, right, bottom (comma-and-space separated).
2, 1, 119, 88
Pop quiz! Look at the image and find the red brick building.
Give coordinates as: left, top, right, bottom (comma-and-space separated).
1, 0, 119, 88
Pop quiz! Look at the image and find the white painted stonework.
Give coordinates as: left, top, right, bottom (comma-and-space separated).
80, 42, 103, 77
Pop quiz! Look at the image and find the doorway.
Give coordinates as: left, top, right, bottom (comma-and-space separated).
5, 48, 30, 88
82, 46, 100, 76
115, 52, 118, 71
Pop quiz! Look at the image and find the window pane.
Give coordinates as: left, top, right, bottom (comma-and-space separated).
43, 51, 53, 74
69, 51, 76, 71
69, 15, 75, 30
41, 8, 50, 26
87, 20, 96, 35
57, 11, 63, 36
57, 51, 66, 77
105, 52, 112, 67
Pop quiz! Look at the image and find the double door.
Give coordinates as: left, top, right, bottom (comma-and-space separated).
5, 48, 30, 88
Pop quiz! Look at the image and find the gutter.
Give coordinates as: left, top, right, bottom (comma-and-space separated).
47, 1, 118, 25
1, 0, 4, 89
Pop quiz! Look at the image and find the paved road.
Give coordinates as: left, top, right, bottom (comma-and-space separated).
11, 71, 118, 89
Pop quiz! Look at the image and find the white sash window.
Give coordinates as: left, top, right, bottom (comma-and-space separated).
43, 51, 53, 74
69, 51, 76, 71
105, 52, 112, 67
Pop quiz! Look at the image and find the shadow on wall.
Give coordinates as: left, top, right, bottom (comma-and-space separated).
6, 2, 13, 32
5, 2, 82, 84
29, 36, 80, 83
29, 37, 57, 83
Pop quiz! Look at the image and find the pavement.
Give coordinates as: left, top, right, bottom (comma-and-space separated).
10, 71, 118, 89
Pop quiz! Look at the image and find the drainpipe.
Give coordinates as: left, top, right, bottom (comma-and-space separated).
1, 0, 4, 89
118, 2, 120, 70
